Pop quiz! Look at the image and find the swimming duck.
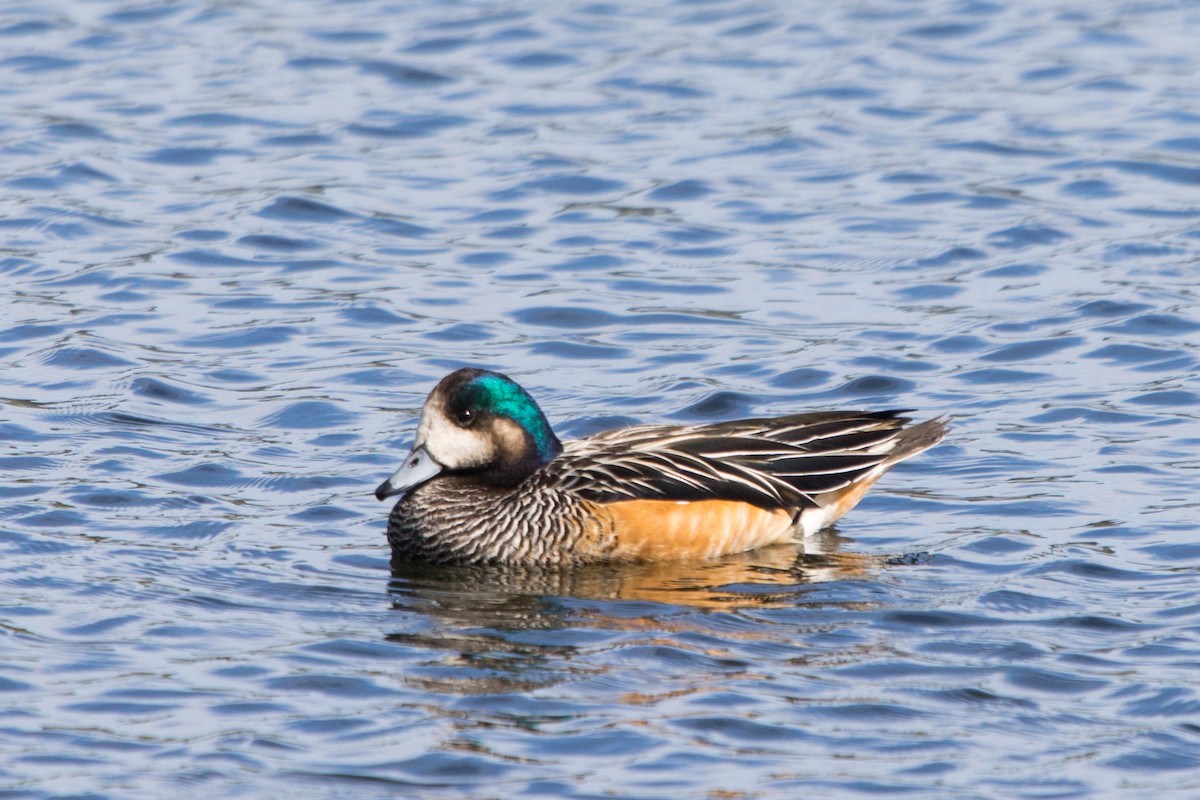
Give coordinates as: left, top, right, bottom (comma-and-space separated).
375, 367, 948, 565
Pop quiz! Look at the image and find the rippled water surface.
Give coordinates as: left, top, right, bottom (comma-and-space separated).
4, 1, 1200, 797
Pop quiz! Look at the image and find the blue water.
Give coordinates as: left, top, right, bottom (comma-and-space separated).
3, 1, 1200, 797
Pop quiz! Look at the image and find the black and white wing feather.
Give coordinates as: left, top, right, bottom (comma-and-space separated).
549, 410, 933, 510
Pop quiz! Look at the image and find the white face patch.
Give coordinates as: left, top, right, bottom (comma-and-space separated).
416, 407, 496, 470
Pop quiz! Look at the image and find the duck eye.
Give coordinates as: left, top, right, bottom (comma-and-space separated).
455, 407, 475, 426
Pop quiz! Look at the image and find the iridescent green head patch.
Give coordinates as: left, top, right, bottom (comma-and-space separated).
458, 371, 561, 462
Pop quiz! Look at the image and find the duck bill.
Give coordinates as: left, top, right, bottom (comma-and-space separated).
374, 445, 444, 501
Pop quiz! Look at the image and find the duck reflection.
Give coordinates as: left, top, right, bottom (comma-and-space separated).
386, 531, 904, 622
384, 533, 923, 695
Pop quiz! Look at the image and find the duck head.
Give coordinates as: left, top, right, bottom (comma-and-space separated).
375, 368, 563, 500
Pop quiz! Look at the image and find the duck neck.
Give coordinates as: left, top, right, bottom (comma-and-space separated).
485, 416, 561, 488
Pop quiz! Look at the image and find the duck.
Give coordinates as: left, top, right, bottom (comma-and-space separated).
375, 367, 948, 565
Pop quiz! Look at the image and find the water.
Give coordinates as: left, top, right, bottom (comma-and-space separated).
3, 0, 1200, 797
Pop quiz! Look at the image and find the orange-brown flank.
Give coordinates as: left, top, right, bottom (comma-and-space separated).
596, 499, 796, 560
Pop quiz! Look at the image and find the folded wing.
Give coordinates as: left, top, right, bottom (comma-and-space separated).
553, 410, 946, 511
